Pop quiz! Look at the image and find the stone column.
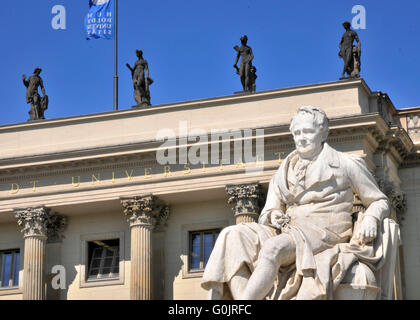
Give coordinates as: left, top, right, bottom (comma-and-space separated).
121, 195, 169, 300
226, 183, 264, 224
14, 207, 50, 300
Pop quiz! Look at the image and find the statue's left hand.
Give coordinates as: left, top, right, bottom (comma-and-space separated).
355, 215, 378, 244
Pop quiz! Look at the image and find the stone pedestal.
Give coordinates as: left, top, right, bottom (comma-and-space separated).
226, 183, 264, 224
121, 195, 169, 300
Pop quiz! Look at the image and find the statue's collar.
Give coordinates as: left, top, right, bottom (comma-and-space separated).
276, 143, 340, 202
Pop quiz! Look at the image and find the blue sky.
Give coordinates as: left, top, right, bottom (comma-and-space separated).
0, 0, 419, 125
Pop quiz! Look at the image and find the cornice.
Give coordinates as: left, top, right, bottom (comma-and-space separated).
0, 113, 413, 182
0, 79, 367, 133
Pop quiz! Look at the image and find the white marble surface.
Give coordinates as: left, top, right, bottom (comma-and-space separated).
202, 106, 396, 300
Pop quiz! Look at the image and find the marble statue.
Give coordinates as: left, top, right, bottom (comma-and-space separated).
339, 21, 361, 80
202, 106, 398, 300
22, 68, 49, 121
234, 35, 257, 93
126, 50, 153, 107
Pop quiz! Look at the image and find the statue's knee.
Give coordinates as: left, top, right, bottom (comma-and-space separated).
222, 224, 248, 237
259, 237, 282, 262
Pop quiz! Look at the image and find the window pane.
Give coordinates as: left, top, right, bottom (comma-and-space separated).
101, 268, 111, 276
91, 259, 101, 268
105, 248, 114, 257
103, 258, 113, 268
93, 248, 103, 258
1, 253, 12, 287
13, 252, 20, 286
190, 233, 201, 270
203, 233, 214, 267
88, 268, 99, 278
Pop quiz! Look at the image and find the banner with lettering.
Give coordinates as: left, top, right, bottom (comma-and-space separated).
85, 0, 114, 40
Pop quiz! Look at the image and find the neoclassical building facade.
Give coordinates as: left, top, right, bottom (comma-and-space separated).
0, 78, 419, 299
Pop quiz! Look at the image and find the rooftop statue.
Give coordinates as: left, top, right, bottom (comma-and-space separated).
126, 50, 153, 107
22, 68, 49, 121
339, 21, 361, 80
234, 35, 257, 93
202, 106, 399, 300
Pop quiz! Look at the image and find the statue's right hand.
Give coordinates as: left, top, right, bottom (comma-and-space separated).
270, 211, 284, 228
258, 214, 269, 226
22, 74, 26, 79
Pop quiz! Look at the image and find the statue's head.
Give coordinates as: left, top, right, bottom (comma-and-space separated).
289, 106, 329, 159
34, 68, 42, 75
240, 35, 248, 45
136, 50, 143, 58
342, 21, 351, 30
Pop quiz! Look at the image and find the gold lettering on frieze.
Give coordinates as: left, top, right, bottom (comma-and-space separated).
144, 168, 152, 179
125, 170, 134, 181
30, 180, 39, 192
164, 165, 172, 177
183, 164, 191, 175
92, 174, 100, 185
10, 183, 20, 194
5, 157, 283, 197
72, 176, 81, 187
274, 152, 285, 164
236, 159, 246, 168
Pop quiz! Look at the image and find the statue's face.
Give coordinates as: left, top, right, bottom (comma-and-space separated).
291, 115, 324, 159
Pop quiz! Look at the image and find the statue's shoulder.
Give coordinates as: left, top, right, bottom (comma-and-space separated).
323, 144, 366, 168
335, 149, 367, 171
350, 29, 359, 37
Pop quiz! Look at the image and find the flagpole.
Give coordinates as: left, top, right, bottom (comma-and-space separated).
113, 0, 118, 111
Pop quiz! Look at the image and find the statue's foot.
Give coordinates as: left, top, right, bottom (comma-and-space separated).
132, 101, 151, 108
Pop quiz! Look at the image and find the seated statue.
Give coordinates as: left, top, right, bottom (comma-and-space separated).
201, 106, 397, 300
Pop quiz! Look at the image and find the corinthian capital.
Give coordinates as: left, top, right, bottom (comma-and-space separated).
121, 195, 170, 229
226, 183, 264, 223
46, 214, 67, 243
14, 206, 50, 238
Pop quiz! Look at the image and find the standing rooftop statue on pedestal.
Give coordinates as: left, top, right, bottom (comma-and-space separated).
233, 35, 257, 93
126, 50, 153, 107
202, 106, 400, 300
22, 68, 49, 121
339, 21, 361, 80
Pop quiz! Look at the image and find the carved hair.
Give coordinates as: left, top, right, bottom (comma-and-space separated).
290, 106, 329, 142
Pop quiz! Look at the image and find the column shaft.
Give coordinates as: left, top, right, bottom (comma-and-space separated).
130, 225, 153, 300
23, 236, 46, 300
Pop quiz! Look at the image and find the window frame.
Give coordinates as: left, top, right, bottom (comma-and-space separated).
0, 242, 23, 296
0, 249, 20, 289
87, 239, 120, 281
181, 220, 229, 279
188, 229, 220, 272
80, 232, 125, 288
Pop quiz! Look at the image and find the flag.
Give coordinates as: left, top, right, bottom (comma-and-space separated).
85, 0, 114, 40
